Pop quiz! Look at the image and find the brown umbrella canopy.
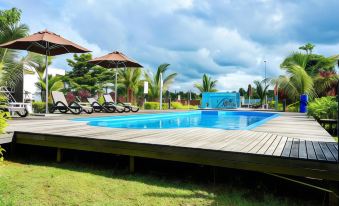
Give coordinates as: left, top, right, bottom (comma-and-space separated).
89, 51, 143, 103
89, 51, 143, 68
0, 29, 90, 56
0, 29, 90, 114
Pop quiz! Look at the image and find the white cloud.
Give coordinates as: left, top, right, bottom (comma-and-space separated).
217, 71, 263, 92
2, 0, 339, 93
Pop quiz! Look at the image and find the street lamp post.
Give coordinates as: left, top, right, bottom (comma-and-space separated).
264, 60, 267, 108
337, 81, 339, 163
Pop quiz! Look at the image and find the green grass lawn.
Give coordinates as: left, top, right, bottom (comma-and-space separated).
0, 160, 310, 206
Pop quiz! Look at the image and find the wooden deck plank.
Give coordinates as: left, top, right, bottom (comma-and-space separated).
222, 132, 263, 152
264, 135, 282, 156
305, 141, 317, 160
319, 142, 336, 162
272, 136, 288, 156
289, 139, 300, 158
243, 133, 271, 153
281, 137, 293, 157
298, 140, 307, 159
216, 131, 257, 151
248, 133, 273, 154
326, 143, 338, 161
312, 142, 327, 161
197, 130, 249, 150
257, 134, 278, 155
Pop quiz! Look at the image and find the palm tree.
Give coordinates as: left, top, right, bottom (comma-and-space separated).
279, 47, 338, 101
35, 74, 64, 101
144, 63, 177, 100
194, 74, 217, 93
0, 8, 29, 88
253, 80, 269, 105
299, 43, 315, 55
313, 71, 339, 96
119, 68, 142, 103
276, 65, 315, 101
26, 52, 53, 100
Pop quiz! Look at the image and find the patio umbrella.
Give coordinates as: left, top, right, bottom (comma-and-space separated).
88, 51, 143, 102
0, 29, 90, 113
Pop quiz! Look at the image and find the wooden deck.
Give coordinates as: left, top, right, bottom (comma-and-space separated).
3, 110, 339, 181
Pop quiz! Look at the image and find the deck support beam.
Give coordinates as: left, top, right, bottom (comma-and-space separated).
328, 181, 339, 206
129, 156, 135, 173
10, 142, 16, 156
56, 148, 62, 162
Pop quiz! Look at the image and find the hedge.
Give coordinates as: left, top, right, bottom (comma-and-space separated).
144, 102, 168, 110
170, 102, 198, 109
144, 102, 197, 110
32, 102, 53, 113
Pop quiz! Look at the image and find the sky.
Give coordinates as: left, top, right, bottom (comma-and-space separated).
1, 0, 339, 92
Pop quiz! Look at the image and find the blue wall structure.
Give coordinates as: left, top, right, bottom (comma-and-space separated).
201, 92, 240, 109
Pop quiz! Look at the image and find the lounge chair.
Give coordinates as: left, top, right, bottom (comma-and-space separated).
103, 94, 139, 113
87, 97, 116, 113
0, 86, 29, 117
50, 91, 93, 114
102, 95, 126, 113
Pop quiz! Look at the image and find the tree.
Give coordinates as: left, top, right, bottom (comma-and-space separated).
67, 53, 93, 78
119, 68, 142, 103
238, 88, 246, 97
35, 74, 64, 101
313, 71, 339, 96
65, 53, 116, 95
0, 8, 29, 88
26, 52, 52, 101
253, 80, 269, 105
276, 64, 315, 101
299, 43, 315, 55
144, 63, 177, 100
194, 74, 217, 93
279, 45, 338, 101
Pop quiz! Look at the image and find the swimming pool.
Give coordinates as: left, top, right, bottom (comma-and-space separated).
74, 111, 279, 130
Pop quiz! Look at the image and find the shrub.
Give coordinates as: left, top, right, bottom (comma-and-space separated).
269, 101, 285, 111
171, 102, 198, 109
308, 97, 337, 120
65, 92, 76, 103
32, 102, 53, 113
98, 96, 105, 105
0, 111, 8, 134
0, 95, 7, 104
144, 102, 168, 110
0, 145, 4, 162
287, 102, 299, 112
0, 111, 8, 162
78, 90, 91, 101
170, 102, 182, 109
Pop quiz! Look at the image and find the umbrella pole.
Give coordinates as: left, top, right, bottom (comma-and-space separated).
45, 53, 49, 114
115, 68, 118, 103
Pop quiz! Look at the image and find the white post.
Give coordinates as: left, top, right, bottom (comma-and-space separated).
248, 96, 251, 108
159, 72, 163, 110
188, 90, 191, 110
115, 69, 118, 103
144, 81, 148, 105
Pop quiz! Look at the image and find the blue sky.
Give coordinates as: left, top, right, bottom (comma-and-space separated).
1, 0, 339, 92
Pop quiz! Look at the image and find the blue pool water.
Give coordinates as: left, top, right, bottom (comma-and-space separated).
74, 111, 279, 130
